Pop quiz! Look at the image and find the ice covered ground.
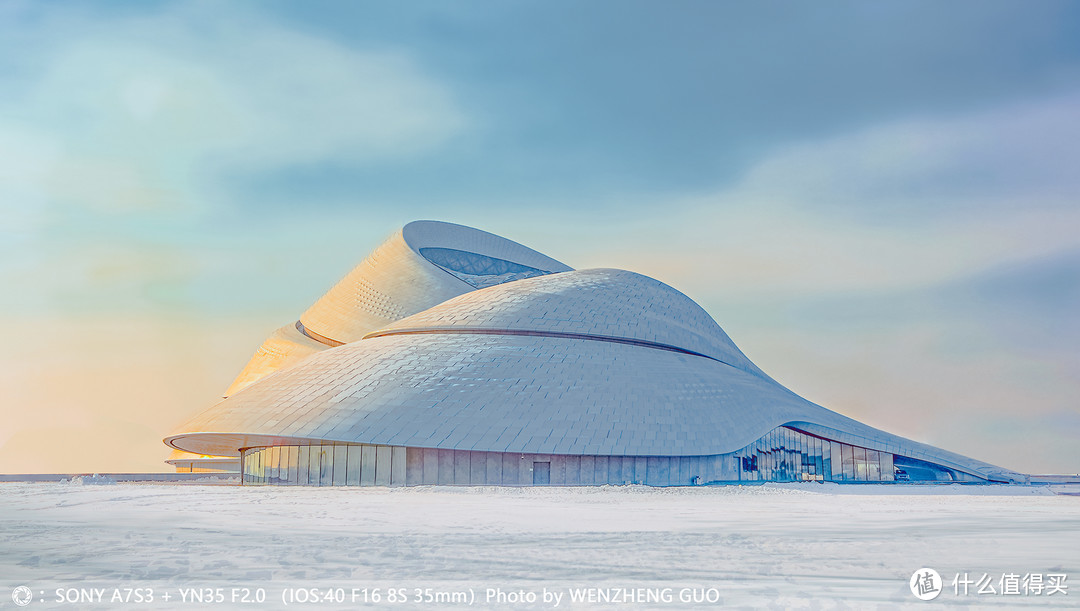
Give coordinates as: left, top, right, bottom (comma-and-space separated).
1, 482, 1077, 609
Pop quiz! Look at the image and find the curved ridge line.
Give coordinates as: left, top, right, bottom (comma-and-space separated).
295, 320, 344, 348
363, 326, 736, 366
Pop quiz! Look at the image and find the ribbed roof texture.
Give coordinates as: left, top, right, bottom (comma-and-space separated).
221, 220, 571, 397
368, 269, 767, 379
168, 221, 1021, 483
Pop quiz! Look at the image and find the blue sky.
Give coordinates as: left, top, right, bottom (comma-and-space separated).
1, 0, 1077, 473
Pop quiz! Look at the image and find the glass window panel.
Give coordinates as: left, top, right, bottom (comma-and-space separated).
866, 450, 881, 481
783, 432, 791, 480
276, 446, 285, 484
806, 438, 813, 480
269, 446, 280, 484
333, 445, 348, 486
781, 444, 790, 483
263, 447, 273, 484
393, 446, 408, 486
346, 446, 362, 486
795, 440, 802, 480
757, 444, 765, 480
795, 432, 804, 479
793, 431, 801, 481
297, 446, 310, 485
774, 446, 781, 481
767, 434, 775, 480
754, 444, 761, 481
789, 440, 797, 480
821, 440, 832, 481
270, 446, 282, 485
784, 444, 792, 481
842, 444, 855, 481
830, 441, 842, 481
778, 444, 785, 481
854, 447, 868, 481
249, 449, 257, 484
785, 443, 793, 481
763, 444, 773, 481
777, 445, 785, 481
319, 446, 334, 486
282, 447, 289, 483
308, 445, 322, 486
285, 446, 298, 485
375, 446, 392, 486
361, 445, 377, 485
880, 452, 895, 482
786, 446, 794, 481
783, 442, 791, 481
814, 438, 824, 481
805, 436, 814, 476
259, 447, 268, 483
257, 446, 265, 485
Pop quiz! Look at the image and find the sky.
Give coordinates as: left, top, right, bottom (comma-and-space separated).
1, 0, 1077, 475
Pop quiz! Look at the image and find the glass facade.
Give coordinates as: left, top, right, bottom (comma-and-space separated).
417, 247, 552, 289
733, 426, 969, 483
242, 444, 407, 486
242, 431, 977, 486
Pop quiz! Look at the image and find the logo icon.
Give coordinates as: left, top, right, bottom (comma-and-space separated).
11, 586, 33, 607
910, 568, 942, 601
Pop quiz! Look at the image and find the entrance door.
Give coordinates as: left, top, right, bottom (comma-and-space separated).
533, 461, 550, 485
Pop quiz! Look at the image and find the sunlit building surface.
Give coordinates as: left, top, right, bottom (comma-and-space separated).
167, 221, 1026, 486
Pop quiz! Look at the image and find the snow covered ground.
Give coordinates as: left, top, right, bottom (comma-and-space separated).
0, 482, 1076, 609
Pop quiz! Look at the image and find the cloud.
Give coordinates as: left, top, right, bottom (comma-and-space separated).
530, 90, 1080, 301
732, 90, 1080, 218
0, 2, 467, 318
0, 2, 466, 222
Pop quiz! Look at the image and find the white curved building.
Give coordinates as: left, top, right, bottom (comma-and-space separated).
167, 221, 1025, 486
222, 220, 571, 397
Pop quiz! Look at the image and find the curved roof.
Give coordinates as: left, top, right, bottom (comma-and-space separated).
219, 220, 571, 397
168, 267, 1016, 481
222, 322, 325, 397
367, 268, 767, 378
299, 220, 571, 345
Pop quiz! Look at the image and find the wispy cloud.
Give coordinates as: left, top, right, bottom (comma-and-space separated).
0, 2, 465, 223
0, 2, 467, 317
541, 90, 1080, 300
734, 91, 1080, 218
